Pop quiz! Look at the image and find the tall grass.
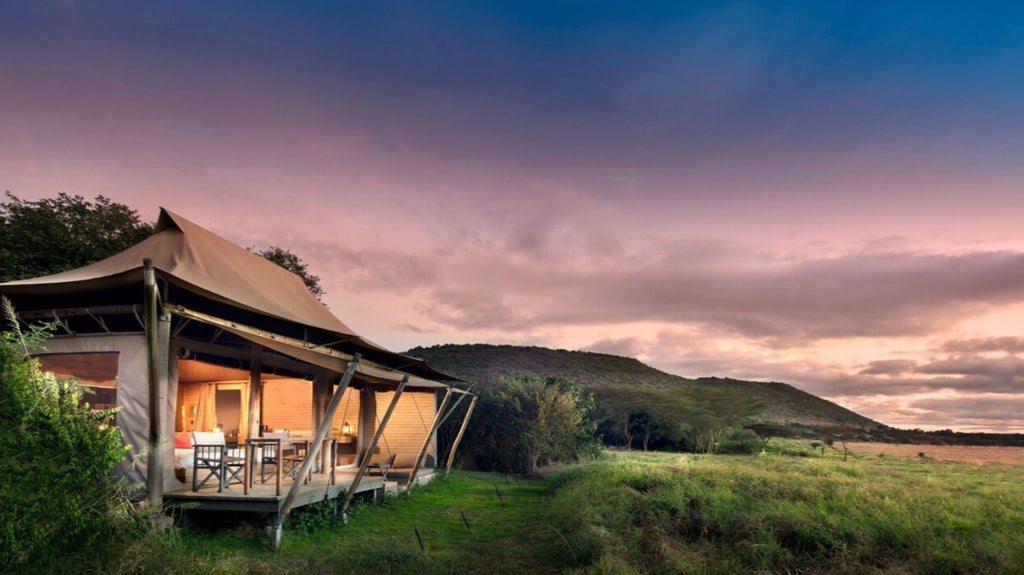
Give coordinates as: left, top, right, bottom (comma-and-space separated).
545, 449, 1024, 574
98, 472, 568, 575
44, 448, 1024, 574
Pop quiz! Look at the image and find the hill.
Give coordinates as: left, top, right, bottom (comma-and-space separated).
406, 343, 881, 432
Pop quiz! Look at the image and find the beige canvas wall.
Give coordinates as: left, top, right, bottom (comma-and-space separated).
375, 390, 438, 468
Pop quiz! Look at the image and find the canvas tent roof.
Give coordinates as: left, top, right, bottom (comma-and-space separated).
0, 208, 456, 385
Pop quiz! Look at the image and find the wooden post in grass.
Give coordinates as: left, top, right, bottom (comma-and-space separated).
342, 375, 409, 517
406, 388, 453, 488
143, 259, 169, 509
271, 354, 360, 547
445, 394, 478, 477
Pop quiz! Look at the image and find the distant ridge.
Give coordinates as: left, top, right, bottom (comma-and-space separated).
406, 343, 881, 430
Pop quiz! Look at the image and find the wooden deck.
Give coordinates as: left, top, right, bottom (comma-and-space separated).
164, 467, 436, 514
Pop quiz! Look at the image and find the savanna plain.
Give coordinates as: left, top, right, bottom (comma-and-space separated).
52, 443, 1024, 575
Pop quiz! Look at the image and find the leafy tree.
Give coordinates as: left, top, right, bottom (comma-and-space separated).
464, 375, 600, 474
0, 192, 154, 282
593, 389, 637, 449
594, 386, 690, 452
0, 298, 139, 568
683, 388, 764, 453
818, 424, 859, 461
593, 383, 760, 454
634, 387, 695, 451
715, 427, 763, 454
0, 191, 327, 301
519, 377, 599, 474
745, 422, 796, 447
251, 245, 326, 301
630, 410, 658, 451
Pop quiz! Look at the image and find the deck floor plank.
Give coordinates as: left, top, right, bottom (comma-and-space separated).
164, 468, 431, 513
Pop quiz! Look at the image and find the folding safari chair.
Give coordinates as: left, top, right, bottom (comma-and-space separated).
254, 431, 294, 484
191, 431, 245, 492
366, 453, 396, 481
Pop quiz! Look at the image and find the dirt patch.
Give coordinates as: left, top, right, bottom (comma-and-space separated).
844, 442, 1024, 466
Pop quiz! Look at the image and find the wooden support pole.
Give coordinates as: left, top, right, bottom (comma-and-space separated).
274, 354, 359, 534
243, 442, 251, 495
342, 376, 408, 516
143, 258, 165, 507
406, 388, 453, 489
445, 395, 478, 477
312, 371, 331, 450
247, 345, 262, 441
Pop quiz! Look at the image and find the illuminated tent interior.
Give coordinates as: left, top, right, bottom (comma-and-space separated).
0, 209, 471, 506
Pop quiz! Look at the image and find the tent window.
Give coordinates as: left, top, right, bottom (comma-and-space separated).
36, 352, 119, 412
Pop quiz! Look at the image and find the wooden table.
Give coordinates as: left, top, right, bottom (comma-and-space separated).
244, 438, 283, 496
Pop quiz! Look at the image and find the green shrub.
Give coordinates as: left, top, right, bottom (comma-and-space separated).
715, 428, 762, 454
0, 302, 137, 570
292, 498, 340, 533
463, 375, 601, 474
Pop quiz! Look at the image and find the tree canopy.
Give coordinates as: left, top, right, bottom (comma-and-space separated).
591, 382, 764, 453
0, 192, 154, 282
1, 192, 328, 300
461, 375, 601, 474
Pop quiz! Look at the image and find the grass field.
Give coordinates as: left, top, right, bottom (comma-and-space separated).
45, 445, 1024, 575
549, 448, 1024, 574
845, 442, 1024, 466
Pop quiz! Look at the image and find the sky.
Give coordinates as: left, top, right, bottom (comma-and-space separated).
3, 1, 1024, 433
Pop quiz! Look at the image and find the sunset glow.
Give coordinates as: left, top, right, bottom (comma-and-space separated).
3, 2, 1024, 432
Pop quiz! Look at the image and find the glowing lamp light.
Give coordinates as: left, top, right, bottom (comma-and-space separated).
342, 421, 352, 437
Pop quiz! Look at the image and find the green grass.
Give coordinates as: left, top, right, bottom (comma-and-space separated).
547, 449, 1024, 574
276, 472, 568, 575
39, 449, 1024, 575
105, 472, 567, 575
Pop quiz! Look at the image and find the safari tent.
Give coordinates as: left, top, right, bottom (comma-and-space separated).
0, 208, 475, 538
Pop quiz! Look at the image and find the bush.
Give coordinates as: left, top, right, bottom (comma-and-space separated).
0, 301, 138, 570
464, 375, 601, 474
716, 428, 762, 454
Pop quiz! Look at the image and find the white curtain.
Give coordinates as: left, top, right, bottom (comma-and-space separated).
195, 384, 217, 431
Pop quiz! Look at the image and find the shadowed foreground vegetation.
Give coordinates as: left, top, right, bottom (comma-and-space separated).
21, 446, 1024, 575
